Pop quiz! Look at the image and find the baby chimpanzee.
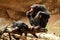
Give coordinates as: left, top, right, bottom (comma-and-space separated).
12, 21, 38, 38
12, 21, 29, 35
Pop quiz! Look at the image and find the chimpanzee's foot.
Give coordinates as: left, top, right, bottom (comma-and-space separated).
32, 34, 38, 38
40, 28, 48, 32
17, 29, 22, 36
25, 33, 27, 36
19, 33, 22, 36
32, 26, 40, 30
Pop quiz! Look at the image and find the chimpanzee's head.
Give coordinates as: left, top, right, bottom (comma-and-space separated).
13, 20, 17, 27
30, 4, 47, 12
12, 20, 24, 28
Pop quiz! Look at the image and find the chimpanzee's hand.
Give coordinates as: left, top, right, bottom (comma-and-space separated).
33, 26, 40, 30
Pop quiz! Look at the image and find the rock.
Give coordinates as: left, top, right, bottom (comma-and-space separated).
0, 0, 60, 20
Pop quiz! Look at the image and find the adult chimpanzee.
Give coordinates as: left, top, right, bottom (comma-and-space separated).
26, 4, 50, 29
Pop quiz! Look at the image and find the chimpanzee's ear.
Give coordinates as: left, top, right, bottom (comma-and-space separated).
13, 20, 16, 24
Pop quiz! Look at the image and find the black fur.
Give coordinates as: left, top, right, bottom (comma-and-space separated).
26, 5, 50, 28
12, 21, 38, 38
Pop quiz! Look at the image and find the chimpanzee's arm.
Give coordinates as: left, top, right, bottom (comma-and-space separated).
26, 10, 36, 26
41, 11, 50, 18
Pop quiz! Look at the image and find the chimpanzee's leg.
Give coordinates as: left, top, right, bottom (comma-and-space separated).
25, 33, 27, 36
23, 23, 29, 31
32, 33, 38, 38
18, 29, 22, 36
18, 32, 22, 36
40, 19, 48, 28
23, 23, 29, 36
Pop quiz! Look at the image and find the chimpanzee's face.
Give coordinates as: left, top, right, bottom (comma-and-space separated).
13, 22, 18, 27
